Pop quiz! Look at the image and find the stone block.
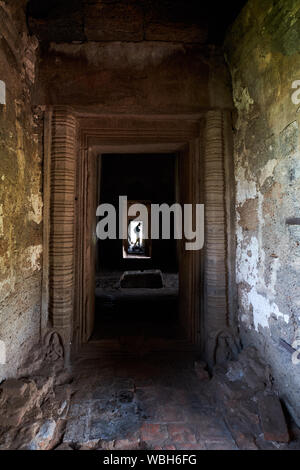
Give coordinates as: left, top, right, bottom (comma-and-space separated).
145, 22, 208, 43
85, 3, 144, 41
258, 394, 290, 443
120, 270, 163, 288
0, 379, 38, 427
194, 360, 210, 381
140, 423, 168, 443
167, 424, 197, 444
26, 419, 59, 450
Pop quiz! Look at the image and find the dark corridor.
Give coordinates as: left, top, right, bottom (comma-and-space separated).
93, 153, 181, 344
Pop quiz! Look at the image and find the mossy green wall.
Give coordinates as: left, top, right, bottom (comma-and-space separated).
0, 1, 42, 381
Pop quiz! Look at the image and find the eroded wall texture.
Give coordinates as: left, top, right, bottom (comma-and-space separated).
29, 1, 234, 112
225, 0, 300, 423
0, 1, 42, 381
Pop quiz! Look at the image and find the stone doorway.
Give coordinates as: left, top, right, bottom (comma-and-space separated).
43, 107, 234, 365
93, 152, 179, 348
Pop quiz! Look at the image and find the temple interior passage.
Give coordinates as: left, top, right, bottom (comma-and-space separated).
0, 0, 300, 451
93, 154, 180, 344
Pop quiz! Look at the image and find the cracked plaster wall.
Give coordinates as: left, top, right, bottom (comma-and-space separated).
0, 1, 42, 381
225, 0, 300, 423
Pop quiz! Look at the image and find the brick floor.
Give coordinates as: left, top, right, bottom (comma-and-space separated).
140, 423, 169, 443
62, 352, 229, 450
61, 351, 298, 450
167, 424, 197, 444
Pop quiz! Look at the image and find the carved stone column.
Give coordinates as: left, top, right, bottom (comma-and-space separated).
49, 106, 77, 349
204, 110, 228, 364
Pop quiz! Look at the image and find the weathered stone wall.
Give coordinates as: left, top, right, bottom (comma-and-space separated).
33, 41, 232, 113
29, 1, 233, 112
225, 0, 300, 423
0, 1, 42, 381
29, 1, 235, 356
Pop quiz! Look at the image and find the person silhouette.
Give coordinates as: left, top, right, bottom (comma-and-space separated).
134, 222, 142, 248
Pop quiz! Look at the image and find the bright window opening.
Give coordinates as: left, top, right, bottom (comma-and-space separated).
128, 220, 145, 255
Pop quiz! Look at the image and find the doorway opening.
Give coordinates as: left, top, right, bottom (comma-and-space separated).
123, 200, 152, 259
47, 111, 228, 361
92, 153, 182, 346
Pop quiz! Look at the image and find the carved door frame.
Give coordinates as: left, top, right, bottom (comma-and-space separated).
43, 107, 234, 364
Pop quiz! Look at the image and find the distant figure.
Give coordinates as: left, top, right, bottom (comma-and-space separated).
134, 222, 142, 248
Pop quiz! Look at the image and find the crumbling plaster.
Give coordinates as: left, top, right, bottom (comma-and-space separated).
226, 0, 300, 423
0, 1, 42, 381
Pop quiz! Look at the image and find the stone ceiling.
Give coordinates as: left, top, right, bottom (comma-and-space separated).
27, 0, 248, 45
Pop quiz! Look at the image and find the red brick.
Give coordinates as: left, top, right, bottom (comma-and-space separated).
258, 395, 290, 443
167, 424, 197, 444
114, 439, 141, 450
156, 405, 184, 423
140, 423, 168, 443
234, 432, 258, 450
152, 444, 176, 450
177, 443, 206, 450
205, 439, 238, 450
194, 361, 210, 381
